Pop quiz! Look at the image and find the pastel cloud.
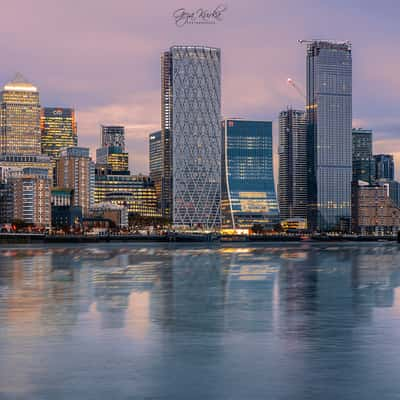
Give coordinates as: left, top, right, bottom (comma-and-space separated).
0, 0, 398, 175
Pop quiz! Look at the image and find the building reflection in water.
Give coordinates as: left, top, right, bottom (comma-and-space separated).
2, 244, 400, 398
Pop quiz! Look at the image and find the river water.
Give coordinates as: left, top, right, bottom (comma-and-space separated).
0, 242, 400, 399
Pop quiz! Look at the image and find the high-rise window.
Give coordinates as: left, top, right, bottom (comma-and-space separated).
162, 46, 221, 229
1, 74, 41, 155
304, 40, 352, 231
222, 119, 279, 229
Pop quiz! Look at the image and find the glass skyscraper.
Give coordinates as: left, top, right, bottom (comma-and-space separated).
278, 108, 308, 221
222, 119, 279, 229
149, 130, 162, 211
1, 74, 41, 155
160, 51, 173, 218
162, 46, 221, 229
374, 154, 394, 181
352, 128, 374, 184
96, 125, 129, 173
41, 107, 77, 159
101, 126, 125, 148
305, 40, 352, 231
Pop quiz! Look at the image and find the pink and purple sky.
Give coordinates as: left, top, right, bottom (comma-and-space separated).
1, 0, 399, 176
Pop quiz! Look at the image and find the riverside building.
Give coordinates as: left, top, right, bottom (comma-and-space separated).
303, 40, 352, 231
221, 119, 279, 230
161, 45, 221, 229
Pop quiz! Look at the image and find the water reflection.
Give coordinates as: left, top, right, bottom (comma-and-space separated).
1, 243, 400, 399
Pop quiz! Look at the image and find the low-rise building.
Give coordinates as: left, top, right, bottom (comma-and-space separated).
91, 202, 128, 228
8, 168, 51, 227
352, 182, 400, 235
95, 173, 158, 217
51, 188, 82, 228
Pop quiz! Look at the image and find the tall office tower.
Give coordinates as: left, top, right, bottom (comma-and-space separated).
278, 108, 308, 221
374, 154, 394, 181
161, 45, 221, 229
222, 119, 279, 229
160, 51, 173, 218
303, 40, 352, 231
101, 125, 125, 148
56, 147, 95, 216
40, 107, 77, 159
149, 131, 162, 210
8, 168, 51, 227
352, 128, 374, 184
96, 125, 129, 173
0, 74, 41, 155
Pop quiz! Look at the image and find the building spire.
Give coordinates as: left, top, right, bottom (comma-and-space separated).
11, 72, 29, 84
3, 73, 38, 92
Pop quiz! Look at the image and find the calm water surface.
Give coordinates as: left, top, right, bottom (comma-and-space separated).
1, 242, 400, 399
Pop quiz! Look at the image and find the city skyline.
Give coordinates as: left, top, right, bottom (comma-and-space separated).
0, 1, 399, 176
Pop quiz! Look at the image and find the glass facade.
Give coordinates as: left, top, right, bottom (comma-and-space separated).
101, 126, 125, 148
96, 146, 129, 173
40, 107, 77, 159
374, 154, 394, 181
222, 119, 279, 229
165, 45, 221, 229
94, 173, 158, 217
161, 52, 173, 218
352, 128, 374, 184
149, 131, 162, 210
1, 74, 41, 155
306, 41, 352, 231
388, 180, 400, 209
278, 109, 308, 221
96, 126, 129, 173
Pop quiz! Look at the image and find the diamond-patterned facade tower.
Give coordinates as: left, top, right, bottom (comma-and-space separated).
168, 46, 221, 229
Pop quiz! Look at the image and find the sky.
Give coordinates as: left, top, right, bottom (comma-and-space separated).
1, 0, 399, 177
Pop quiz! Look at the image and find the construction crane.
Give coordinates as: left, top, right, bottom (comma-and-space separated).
287, 78, 306, 99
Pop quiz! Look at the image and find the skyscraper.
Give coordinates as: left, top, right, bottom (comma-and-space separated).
352, 128, 374, 184
101, 125, 125, 148
161, 46, 221, 229
56, 147, 95, 216
0, 74, 41, 155
304, 40, 352, 231
149, 130, 162, 210
96, 147, 129, 173
160, 51, 173, 218
278, 108, 308, 221
374, 154, 394, 181
222, 119, 279, 229
41, 107, 77, 159
96, 125, 129, 173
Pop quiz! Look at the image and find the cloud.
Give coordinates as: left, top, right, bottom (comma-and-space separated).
77, 92, 160, 173
1, 0, 400, 178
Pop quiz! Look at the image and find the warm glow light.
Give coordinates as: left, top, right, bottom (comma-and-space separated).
3, 85, 37, 92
